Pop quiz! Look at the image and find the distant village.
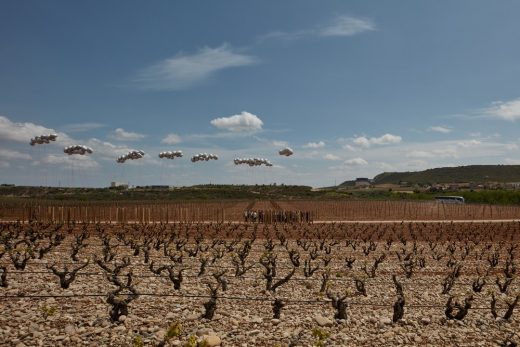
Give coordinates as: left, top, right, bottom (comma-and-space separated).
345, 177, 520, 192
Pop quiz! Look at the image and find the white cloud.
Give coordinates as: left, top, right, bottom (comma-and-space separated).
407, 160, 428, 168
342, 144, 358, 151
457, 140, 481, 148
303, 141, 325, 149
406, 148, 458, 159
134, 44, 257, 90
353, 136, 371, 148
484, 98, 520, 121
433, 148, 458, 158
344, 157, 368, 166
161, 133, 182, 145
110, 128, 145, 141
353, 133, 402, 148
0, 149, 32, 161
370, 134, 402, 145
262, 15, 375, 41
374, 162, 395, 171
0, 116, 61, 143
300, 150, 320, 159
84, 138, 133, 160
210, 111, 263, 132
324, 153, 341, 161
406, 150, 434, 159
429, 126, 452, 134
272, 140, 288, 147
319, 15, 376, 37
42, 154, 99, 169
0, 161, 10, 169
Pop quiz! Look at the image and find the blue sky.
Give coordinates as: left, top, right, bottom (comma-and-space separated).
1, 1, 520, 187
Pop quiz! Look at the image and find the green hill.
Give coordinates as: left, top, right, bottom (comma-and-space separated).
372, 165, 520, 185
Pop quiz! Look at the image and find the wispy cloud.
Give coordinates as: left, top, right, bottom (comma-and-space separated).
457, 139, 481, 148
261, 15, 375, 41
324, 153, 341, 161
272, 140, 288, 147
342, 144, 358, 151
0, 149, 32, 161
406, 148, 457, 159
484, 97, 520, 121
344, 157, 368, 166
428, 126, 452, 134
161, 133, 182, 145
109, 128, 146, 141
42, 154, 99, 169
210, 111, 263, 132
303, 141, 325, 149
320, 15, 376, 37
133, 44, 257, 90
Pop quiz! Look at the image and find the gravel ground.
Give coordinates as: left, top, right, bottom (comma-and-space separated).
0, 222, 518, 346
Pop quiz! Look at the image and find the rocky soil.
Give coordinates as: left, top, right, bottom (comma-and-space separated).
0, 222, 518, 346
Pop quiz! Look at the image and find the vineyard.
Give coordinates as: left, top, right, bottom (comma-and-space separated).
2, 200, 520, 223
0, 218, 519, 346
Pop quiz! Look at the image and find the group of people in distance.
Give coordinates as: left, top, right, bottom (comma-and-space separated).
243, 209, 312, 223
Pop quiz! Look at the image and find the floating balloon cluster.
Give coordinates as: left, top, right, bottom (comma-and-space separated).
191, 153, 218, 162
278, 147, 294, 156
234, 157, 273, 167
30, 134, 58, 146
158, 150, 183, 159
63, 145, 93, 155
27, 132, 296, 173
117, 150, 145, 163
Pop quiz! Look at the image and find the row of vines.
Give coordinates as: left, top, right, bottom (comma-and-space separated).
2, 200, 520, 222
0, 221, 518, 345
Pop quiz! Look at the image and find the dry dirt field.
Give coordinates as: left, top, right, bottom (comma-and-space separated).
0, 220, 519, 346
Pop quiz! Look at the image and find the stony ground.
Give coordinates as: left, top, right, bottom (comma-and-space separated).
0, 222, 519, 346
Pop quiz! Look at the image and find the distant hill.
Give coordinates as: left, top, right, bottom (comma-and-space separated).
335, 165, 520, 187
370, 165, 520, 185
0, 184, 320, 201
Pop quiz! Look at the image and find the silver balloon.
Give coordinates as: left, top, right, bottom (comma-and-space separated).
117, 150, 145, 163
158, 150, 183, 159
278, 147, 294, 156
234, 157, 273, 167
63, 145, 93, 155
191, 153, 218, 163
30, 133, 58, 146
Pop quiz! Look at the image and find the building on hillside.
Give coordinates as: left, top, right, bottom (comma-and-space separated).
110, 181, 129, 189
355, 178, 371, 188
